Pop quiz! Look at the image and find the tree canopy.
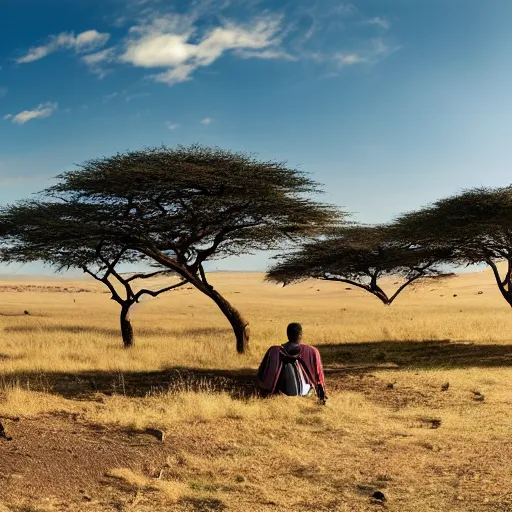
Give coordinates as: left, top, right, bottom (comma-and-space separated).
15, 144, 340, 352
396, 186, 512, 307
0, 200, 184, 347
267, 225, 451, 305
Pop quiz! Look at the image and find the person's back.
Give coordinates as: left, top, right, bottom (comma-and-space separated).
257, 323, 327, 403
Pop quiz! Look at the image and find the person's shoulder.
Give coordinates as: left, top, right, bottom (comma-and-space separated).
301, 344, 320, 355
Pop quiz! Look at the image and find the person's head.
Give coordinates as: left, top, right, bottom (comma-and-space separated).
286, 322, 303, 343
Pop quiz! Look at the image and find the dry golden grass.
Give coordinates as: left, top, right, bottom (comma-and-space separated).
1, 268, 512, 511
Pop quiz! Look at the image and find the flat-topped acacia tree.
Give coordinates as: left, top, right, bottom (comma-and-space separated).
267, 225, 451, 305
0, 201, 185, 348
41, 145, 339, 353
396, 186, 512, 308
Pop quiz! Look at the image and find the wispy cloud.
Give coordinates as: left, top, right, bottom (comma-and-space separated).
200, 117, 212, 126
334, 39, 398, 69
103, 91, 119, 102
119, 14, 285, 85
5, 102, 58, 125
365, 17, 390, 30
165, 121, 179, 130
13, 3, 398, 87
81, 47, 116, 77
125, 92, 151, 102
16, 30, 110, 64
336, 54, 364, 67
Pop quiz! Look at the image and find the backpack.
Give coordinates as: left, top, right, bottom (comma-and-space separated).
276, 353, 311, 396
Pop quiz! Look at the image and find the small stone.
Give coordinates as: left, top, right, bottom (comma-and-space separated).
145, 428, 165, 442
386, 383, 394, 389
441, 382, 449, 391
372, 490, 386, 502
0, 422, 12, 441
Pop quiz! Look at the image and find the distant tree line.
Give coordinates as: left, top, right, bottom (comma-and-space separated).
0, 144, 510, 353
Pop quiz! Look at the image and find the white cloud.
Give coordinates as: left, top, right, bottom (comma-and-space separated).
120, 15, 284, 85
82, 47, 116, 77
334, 39, 398, 69
8, 102, 58, 125
82, 47, 116, 65
236, 49, 296, 61
16, 30, 110, 64
200, 117, 212, 126
336, 53, 364, 67
165, 121, 179, 130
74, 30, 110, 52
366, 17, 390, 30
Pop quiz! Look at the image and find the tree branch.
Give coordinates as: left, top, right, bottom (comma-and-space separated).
82, 265, 123, 304
125, 270, 173, 283
134, 280, 187, 302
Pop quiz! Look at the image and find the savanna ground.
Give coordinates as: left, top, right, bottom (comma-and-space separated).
1, 270, 512, 512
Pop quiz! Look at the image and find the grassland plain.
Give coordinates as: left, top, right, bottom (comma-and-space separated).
1, 270, 512, 512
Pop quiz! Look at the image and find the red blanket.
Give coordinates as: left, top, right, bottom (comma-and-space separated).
257, 344, 325, 397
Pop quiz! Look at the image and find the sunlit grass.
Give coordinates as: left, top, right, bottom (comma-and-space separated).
1, 270, 512, 511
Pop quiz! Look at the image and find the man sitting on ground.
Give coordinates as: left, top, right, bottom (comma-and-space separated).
257, 323, 327, 404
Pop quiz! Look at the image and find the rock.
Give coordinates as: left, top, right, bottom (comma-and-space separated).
0, 422, 12, 441
23, 310, 30, 315
345, 287, 352, 290
441, 382, 449, 391
478, 291, 484, 295
386, 383, 394, 389
453, 294, 457, 297
472, 390, 485, 401
431, 419, 442, 429
371, 490, 386, 502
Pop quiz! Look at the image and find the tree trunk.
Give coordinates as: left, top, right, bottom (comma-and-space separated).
120, 303, 134, 348
206, 288, 250, 353
487, 258, 512, 307
135, 250, 250, 353
371, 289, 391, 306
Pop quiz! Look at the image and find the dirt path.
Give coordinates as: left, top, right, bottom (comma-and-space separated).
1, 414, 169, 510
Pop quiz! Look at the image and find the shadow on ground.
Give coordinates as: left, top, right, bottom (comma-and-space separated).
318, 339, 512, 369
2, 340, 512, 401
0, 367, 260, 400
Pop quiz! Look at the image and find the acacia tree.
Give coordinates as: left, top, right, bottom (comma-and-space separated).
267, 225, 451, 305
396, 186, 512, 308
37, 145, 338, 353
0, 201, 185, 348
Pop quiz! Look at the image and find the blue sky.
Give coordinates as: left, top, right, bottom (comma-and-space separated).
1, 0, 512, 274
